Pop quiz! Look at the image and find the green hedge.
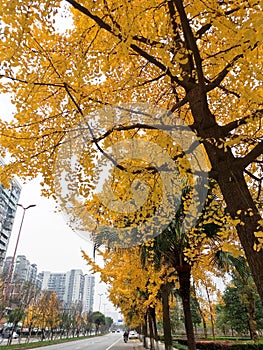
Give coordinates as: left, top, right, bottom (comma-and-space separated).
175, 339, 263, 350
231, 345, 263, 350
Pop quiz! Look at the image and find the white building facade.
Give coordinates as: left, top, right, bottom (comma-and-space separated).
0, 170, 21, 268
3, 254, 95, 313
39, 269, 95, 313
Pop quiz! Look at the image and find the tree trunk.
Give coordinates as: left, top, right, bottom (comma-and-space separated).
202, 318, 208, 339
192, 280, 207, 339
161, 283, 173, 350
205, 286, 215, 341
41, 328, 45, 341
187, 85, 263, 305
177, 265, 196, 350
143, 313, 148, 348
148, 308, 155, 350
215, 159, 263, 301
242, 291, 259, 343
149, 306, 159, 349
246, 309, 258, 343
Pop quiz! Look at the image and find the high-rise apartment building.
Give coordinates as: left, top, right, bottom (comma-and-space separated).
3, 255, 40, 285
39, 271, 67, 303
65, 269, 83, 307
39, 269, 95, 313
3, 253, 95, 313
0, 165, 21, 268
82, 274, 95, 313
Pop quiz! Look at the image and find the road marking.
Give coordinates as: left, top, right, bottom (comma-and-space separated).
105, 337, 122, 350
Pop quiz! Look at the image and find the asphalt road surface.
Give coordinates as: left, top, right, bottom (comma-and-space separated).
28, 333, 143, 350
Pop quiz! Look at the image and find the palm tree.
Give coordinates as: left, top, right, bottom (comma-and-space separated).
142, 183, 224, 350
215, 251, 260, 343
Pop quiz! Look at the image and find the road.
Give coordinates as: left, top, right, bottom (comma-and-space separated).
27, 333, 143, 350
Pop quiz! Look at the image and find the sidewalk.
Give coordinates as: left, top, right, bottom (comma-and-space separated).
134, 338, 178, 350
133, 345, 178, 350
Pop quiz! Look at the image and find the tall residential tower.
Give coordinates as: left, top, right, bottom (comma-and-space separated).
39, 269, 95, 313
0, 160, 21, 268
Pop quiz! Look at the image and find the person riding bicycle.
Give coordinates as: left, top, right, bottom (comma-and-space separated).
123, 329, 129, 342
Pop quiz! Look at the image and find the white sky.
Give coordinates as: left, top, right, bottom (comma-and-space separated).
0, 5, 122, 322
7, 178, 96, 273
1, 95, 120, 322
6, 177, 121, 319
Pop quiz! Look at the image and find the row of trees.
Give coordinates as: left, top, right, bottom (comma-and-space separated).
1, 253, 262, 349
162, 278, 263, 341
0, 1, 263, 349
0, 282, 113, 345
83, 206, 263, 350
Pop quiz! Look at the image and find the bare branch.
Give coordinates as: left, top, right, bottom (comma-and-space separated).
0, 75, 66, 89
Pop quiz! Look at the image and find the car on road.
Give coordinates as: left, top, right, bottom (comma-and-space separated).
129, 330, 138, 339
2, 330, 19, 339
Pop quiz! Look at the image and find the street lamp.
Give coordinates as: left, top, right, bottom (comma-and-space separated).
103, 303, 107, 316
3, 203, 36, 303
98, 293, 103, 312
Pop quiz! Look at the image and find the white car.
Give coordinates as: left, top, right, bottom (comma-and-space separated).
3, 331, 19, 339
129, 330, 138, 339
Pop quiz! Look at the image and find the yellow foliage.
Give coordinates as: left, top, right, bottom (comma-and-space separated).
30, 291, 61, 329
82, 246, 171, 326
0, 0, 263, 317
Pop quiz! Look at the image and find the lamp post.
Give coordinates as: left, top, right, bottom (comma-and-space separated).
103, 303, 107, 316
3, 203, 36, 303
98, 293, 103, 312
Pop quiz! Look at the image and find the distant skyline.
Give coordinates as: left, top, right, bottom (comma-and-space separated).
1, 94, 120, 322
6, 177, 97, 273
5, 177, 120, 320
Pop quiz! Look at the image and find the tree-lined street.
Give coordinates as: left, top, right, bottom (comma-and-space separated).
1, 333, 144, 350
1, 0, 263, 349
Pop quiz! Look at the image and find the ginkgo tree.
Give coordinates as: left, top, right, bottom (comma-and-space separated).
33, 291, 61, 340
83, 246, 167, 330
0, 0, 263, 302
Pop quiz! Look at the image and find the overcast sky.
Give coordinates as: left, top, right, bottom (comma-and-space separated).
1, 94, 120, 321
6, 177, 121, 319
0, 5, 122, 320
7, 177, 96, 272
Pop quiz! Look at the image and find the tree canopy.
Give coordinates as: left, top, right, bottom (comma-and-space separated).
0, 0, 263, 300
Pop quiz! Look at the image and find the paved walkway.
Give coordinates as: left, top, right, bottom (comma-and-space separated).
134, 338, 178, 350
134, 345, 178, 350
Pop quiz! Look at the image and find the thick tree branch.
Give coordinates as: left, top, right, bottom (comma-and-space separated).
238, 141, 263, 169
66, 0, 116, 35
174, 0, 205, 88
167, 0, 183, 50
220, 109, 263, 137
244, 169, 262, 183
206, 53, 243, 93
217, 84, 240, 99
66, 0, 188, 88
91, 122, 190, 143
196, 23, 212, 39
